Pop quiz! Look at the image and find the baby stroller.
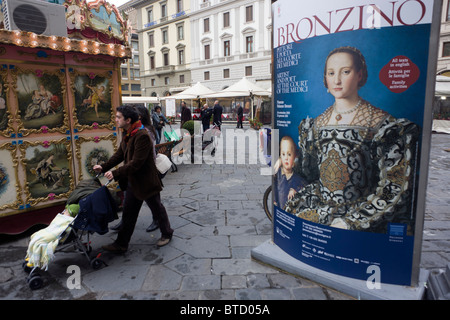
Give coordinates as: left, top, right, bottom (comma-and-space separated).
22, 176, 119, 290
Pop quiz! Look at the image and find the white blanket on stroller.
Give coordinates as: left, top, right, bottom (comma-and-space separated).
25, 214, 74, 271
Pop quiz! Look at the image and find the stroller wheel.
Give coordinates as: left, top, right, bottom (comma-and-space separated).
28, 275, 43, 290
22, 261, 32, 274
90, 258, 104, 270
84, 243, 92, 255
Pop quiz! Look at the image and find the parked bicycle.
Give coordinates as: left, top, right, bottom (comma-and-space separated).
263, 185, 272, 221
259, 128, 273, 222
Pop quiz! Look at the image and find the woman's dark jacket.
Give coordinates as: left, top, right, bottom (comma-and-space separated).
101, 129, 162, 201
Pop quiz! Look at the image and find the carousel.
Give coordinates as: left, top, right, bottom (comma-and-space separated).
0, 0, 131, 234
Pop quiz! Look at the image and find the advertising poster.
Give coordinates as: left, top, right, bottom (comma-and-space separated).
272, 0, 438, 285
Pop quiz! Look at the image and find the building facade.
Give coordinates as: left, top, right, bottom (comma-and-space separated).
120, 32, 143, 96
438, 0, 450, 75
119, 0, 271, 96
131, 0, 192, 98
116, 4, 142, 97
434, 0, 450, 117
190, 0, 272, 92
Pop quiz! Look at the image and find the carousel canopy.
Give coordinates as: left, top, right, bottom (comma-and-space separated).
0, 0, 131, 59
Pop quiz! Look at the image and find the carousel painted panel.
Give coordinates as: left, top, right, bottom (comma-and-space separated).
10, 66, 69, 136
69, 69, 115, 131
19, 138, 75, 207
0, 142, 22, 216
65, 0, 129, 44
74, 133, 117, 183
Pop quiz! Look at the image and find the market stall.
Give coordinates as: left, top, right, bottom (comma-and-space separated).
203, 77, 271, 123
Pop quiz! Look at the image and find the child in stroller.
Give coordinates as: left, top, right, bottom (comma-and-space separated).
23, 177, 119, 290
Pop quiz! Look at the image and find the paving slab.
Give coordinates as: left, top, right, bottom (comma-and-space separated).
142, 264, 182, 291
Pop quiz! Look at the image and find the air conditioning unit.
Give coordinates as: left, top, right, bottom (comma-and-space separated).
2, 0, 67, 37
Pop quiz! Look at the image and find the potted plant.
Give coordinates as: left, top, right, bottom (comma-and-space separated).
249, 118, 262, 130
181, 120, 202, 163
166, 116, 175, 124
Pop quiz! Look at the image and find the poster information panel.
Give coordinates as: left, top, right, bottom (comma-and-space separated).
272, 0, 439, 286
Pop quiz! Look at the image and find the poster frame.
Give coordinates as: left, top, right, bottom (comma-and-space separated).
269, 0, 442, 287
409, 0, 442, 286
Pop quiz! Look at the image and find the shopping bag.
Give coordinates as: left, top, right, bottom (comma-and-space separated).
164, 125, 180, 142
155, 153, 172, 175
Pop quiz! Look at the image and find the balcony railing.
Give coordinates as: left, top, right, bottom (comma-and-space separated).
142, 11, 187, 30
144, 21, 157, 28
155, 65, 175, 75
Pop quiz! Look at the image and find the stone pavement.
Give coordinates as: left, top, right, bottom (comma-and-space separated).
420, 133, 450, 273
0, 124, 449, 301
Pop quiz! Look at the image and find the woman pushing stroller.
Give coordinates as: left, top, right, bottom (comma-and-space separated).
94, 105, 173, 253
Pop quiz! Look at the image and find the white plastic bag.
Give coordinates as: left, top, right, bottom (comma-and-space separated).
155, 153, 172, 175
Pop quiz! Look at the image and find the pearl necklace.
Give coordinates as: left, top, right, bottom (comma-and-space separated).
334, 99, 362, 122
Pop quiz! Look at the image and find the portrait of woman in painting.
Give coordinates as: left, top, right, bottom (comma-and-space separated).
25, 142, 71, 199
283, 46, 419, 234
74, 74, 112, 127
17, 72, 64, 131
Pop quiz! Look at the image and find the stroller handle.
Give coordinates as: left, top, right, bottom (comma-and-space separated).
95, 173, 113, 186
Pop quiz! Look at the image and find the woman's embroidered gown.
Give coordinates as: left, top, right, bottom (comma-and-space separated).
284, 101, 419, 234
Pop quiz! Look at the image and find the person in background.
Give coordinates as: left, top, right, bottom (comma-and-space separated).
136, 105, 172, 234
152, 106, 169, 144
180, 101, 192, 129
213, 100, 223, 130
236, 103, 243, 128
200, 103, 212, 133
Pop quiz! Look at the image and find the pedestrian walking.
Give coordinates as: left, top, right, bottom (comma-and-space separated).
213, 100, 223, 130
200, 103, 212, 133
180, 101, 192, 129
93, 105, 173, 253
152, 106, 169, 144
136, 105, 171, 233
111, 105, 170, 234
236, 103, 243, 128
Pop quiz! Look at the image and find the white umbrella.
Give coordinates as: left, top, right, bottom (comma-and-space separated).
204, 77, 271, 98
435, 75, 450, 96
171, 82, 215, 99
204, 77, 271, 120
